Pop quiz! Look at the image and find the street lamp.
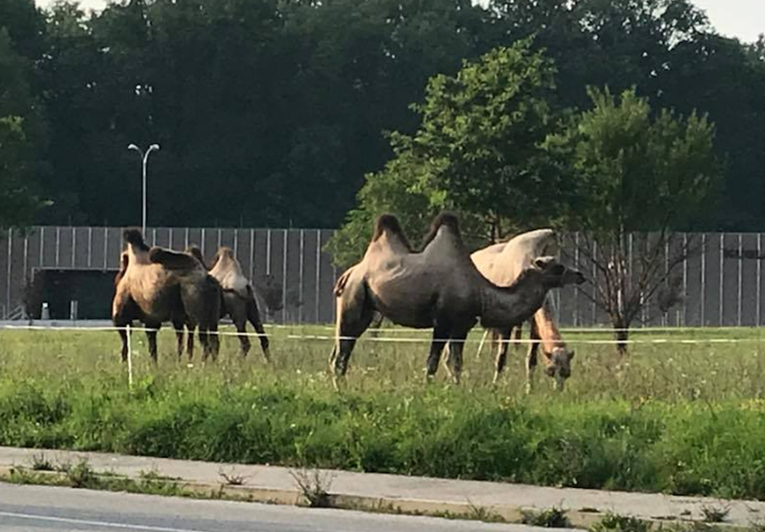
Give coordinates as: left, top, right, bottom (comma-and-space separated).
127, 143, 160, 235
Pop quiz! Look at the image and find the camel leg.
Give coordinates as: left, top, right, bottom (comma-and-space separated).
513, 323, 523, 352
246, 297, 270, 362
117, 326, 129, 363
145, 323, 161, 364
475, 329, 490, 360
441, 344, 454, 380
208, 323, 220, 361
172, 318, 185, 361
235, 315, 251, 358
525, 320, 541, 395
448, 333, 467, 385
199, 324, 220, 362
492, 328, 512, 384
425, 324, 449, 382
367, 312, 384, 339
186, 323, 195, 361
333, 337, 358, 380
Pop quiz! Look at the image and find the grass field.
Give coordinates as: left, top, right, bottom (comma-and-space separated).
2, 324, 765, 500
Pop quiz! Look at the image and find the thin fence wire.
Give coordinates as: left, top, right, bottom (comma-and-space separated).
0, 323, 762, 345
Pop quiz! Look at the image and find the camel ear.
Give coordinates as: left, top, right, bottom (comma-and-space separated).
533, 257, 551, 270
568, 350, 575, 360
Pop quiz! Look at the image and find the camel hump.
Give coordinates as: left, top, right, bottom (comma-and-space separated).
371, 214, 412, 250
149, 247, 203, 271
123, 228, 149, 251
186, 245, 207, 268
210, 246, 236, 269
421, 211, 461, 249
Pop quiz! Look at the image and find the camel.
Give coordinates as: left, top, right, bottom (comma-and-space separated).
184, 246, 270, 361
112, 229, 221, 362
470, 229, 576, 390
330, 213, 585, 386
114, 251, 191, 360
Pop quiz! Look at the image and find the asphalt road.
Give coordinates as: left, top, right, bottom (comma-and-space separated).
0, 483, 579, 532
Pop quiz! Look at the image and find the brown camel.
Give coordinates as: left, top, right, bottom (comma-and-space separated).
184, 246, 270, 361
470, 229, 576, 390
330, 213, 585, 386
112, 229, 221, 362
114, 250, 191, 360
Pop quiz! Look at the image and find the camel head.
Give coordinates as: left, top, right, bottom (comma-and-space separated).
123, 228, 149, 253
531, 256, 586, 288
543, 346, 575, 390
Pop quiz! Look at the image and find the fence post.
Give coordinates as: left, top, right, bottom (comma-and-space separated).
298, 229, 304, 324
315, 230, 322, 323
701, 233, 706, 326
719, 233, 724, 326
282, 229, 288, 324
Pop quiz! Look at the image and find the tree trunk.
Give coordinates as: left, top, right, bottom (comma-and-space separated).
612, 316, 629, 355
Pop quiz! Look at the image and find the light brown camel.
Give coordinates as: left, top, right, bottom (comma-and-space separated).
112, 229, 221, 362
330, 213, 585, 386
470, 229, 575, 390
184, 246, 270, 361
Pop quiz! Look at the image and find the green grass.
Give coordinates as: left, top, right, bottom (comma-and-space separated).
2, 325, 765, 499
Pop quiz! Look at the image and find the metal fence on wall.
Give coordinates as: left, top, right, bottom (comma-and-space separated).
1, 226, 765, 327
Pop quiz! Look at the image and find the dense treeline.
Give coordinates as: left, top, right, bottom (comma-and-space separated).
0, 0, 763, 229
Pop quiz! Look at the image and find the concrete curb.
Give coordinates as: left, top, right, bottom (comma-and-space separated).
0, 449, 760, 531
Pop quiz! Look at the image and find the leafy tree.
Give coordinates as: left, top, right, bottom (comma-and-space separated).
0, 28, 46, 226
328, 40, 561, 265
547, 87, 720, 351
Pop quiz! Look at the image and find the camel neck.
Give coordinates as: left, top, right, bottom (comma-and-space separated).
479, 270, 549, 329
534, 299, 566, 352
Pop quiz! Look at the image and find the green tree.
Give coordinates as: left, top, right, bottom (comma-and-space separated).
547, 87, 720, 351
0, 28, 46, 226
328, 40, 561, 265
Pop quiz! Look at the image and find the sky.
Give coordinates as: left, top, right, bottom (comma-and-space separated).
33, 0, 764, 44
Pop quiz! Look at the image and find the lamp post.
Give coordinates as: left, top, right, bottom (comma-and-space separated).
127, 143, 160, 235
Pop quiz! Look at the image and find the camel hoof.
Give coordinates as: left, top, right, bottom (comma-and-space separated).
262, 348, 272, 363
525, 382, 533, 395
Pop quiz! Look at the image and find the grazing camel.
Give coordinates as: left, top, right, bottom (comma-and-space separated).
330, 213, 585, 386
112, 229, 221, 362
470, 229, 575, 390
185, 246, 271, 361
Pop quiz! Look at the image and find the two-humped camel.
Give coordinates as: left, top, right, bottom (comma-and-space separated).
185, 246, 270, 361
470, 229, 574, 391
112, 229, 221, 362
331, 213, 585, 386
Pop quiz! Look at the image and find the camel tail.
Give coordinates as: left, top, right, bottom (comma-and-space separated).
333, 269, 353, 297
123, 228, 149, 251
149, 247, 202, 271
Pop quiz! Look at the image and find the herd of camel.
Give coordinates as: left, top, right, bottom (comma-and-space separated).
111, 212, 586, 390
